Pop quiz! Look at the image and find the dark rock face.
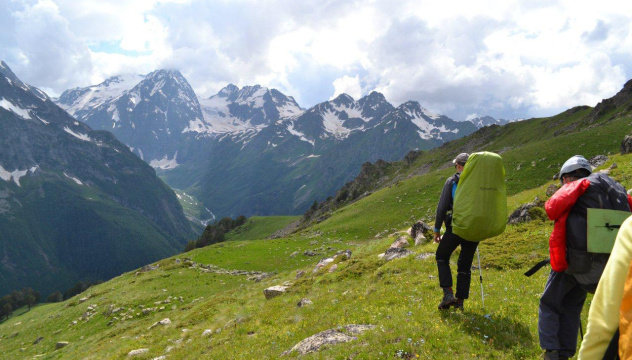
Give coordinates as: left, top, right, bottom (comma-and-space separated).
587, 79, 632, 123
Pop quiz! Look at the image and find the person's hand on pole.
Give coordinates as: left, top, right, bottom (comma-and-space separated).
434, 232, 442, 243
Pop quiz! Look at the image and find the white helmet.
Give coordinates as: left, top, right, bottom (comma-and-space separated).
560, 155, 592, 177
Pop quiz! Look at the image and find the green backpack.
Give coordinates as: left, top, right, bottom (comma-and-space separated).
452, 152, 507, 242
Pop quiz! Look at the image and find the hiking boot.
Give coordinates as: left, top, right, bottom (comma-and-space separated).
438, 288, 457, 310
542, 350, 559, 360
453, 298, 464, 311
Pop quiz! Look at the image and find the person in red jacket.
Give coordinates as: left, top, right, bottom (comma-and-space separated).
539, 155, 632, 360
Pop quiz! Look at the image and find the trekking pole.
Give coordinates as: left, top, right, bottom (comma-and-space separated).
477, 248, 484, 310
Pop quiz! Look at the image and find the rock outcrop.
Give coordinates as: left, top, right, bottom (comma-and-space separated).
381, 248, 413, 261
587, 79, 632, 123
590, 155, 609, 167
622, 136, 632, 154
508, 197, 546, 224
408, 220, 433, 245
264, 286, 289, 299
282, 325, 375, 355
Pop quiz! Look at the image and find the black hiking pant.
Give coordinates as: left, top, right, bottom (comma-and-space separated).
435, 227, 479, 299
538, 270, 587, 359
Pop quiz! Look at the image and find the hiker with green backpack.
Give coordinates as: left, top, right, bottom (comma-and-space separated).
434, 152, 507, 311
538, 155, 632, 360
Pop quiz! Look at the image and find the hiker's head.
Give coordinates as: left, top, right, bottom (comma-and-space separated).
453, 153, 469, 173
560, 155, 592, 185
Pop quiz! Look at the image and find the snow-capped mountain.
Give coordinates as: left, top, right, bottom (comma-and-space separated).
188, 84, 303, 138
286, 92, 394, 144
0, 61, 196, 296
57, 70, 478, 219
56, 73, 145, 119
467, 115, 510, 128
57, 69, 202, 168
385, 101, 476, 142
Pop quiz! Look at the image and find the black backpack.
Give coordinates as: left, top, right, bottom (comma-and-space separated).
566, 173, 630, 292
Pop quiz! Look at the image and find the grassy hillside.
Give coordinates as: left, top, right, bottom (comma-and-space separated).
1, 149, 627, 359
1, 88, 631, 359
225, 216, 300, 241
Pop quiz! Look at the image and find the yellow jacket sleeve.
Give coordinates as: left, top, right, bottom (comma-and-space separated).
578, 216, 632, 359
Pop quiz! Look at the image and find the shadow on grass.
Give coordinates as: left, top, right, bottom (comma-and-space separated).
440, 310, 534, 351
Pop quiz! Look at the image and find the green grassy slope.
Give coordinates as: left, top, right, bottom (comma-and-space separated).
0, 150, 626, 359
1, 92, 631, 358
225, 216, 300, 241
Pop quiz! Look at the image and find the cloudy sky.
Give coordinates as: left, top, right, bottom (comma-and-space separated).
1, 0, 631, 121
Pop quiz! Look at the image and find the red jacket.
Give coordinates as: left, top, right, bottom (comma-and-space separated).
545, 179, 632, 272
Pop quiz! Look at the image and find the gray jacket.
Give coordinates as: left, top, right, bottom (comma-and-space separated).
434, 173, 460, 232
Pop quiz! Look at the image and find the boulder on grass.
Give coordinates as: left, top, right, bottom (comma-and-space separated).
390, 236, 410, 249
264, 285, 288, 299
622, 136, 632, 154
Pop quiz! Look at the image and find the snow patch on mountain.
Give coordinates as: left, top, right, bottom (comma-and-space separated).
33, 114, 49, 125
421, 108, 440, 120
321, 110, 352, 139
63, 127, 91, 142
332, 103, 366, 121
64, 172, 83, 185
237, 86, 267, 108
0, 98, 31, 119
287, 122, 315, 146
278, 103, 303, 118
193, 96, 257, 134
59, 74, 145, 117
0, 165, 37, 187
150, 152, 179, 170
195, 85, 302, 136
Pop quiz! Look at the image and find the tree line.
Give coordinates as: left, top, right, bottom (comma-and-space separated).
0, 288, 40, 321
0, 280, 101, 322
184, 215, 247, 252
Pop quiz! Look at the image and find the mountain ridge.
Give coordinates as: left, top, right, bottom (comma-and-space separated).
56, 68, 511, 219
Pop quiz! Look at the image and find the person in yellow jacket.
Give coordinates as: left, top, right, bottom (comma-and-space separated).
620, 261, 632, 359
578, 215, 632, 359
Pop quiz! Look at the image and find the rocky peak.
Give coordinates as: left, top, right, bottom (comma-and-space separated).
587, 79, 632, 123
396, 101, 440, 121
399, 100, 422, 114
217, 84, 239, 98
133, 69, 197, 103
360, 91, 386, 104
0, 61, 21, 84
332, 93, 355, 107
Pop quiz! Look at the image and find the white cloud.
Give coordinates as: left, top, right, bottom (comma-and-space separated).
1, 0, 631, 121
330, 75, 362, 100
9, 0, 93, 92
465, 113, 479, 121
